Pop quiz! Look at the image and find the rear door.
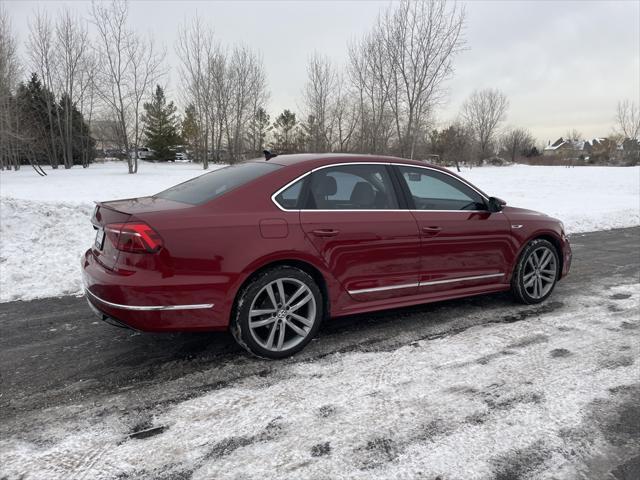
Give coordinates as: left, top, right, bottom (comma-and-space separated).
299, 163, 421, 301
393, 165, 513, 293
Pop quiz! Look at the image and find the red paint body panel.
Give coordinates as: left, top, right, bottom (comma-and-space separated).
300, 210, 421, 300
82, 154, 571, 332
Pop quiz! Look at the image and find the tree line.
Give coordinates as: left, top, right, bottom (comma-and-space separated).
1, 1, 638, 173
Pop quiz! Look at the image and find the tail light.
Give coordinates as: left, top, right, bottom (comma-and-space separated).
105, 222, 163, 253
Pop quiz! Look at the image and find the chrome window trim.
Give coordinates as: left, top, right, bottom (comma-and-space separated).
270, 162, 491, 212
85, 288, 214, 311
348, 273, 505, 295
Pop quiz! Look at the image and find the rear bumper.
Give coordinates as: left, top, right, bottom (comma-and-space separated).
82, 249, 227, 332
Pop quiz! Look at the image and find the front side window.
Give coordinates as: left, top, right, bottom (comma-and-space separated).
155, 162, 281, 205
306, 164, 399, 210
398, 166, 486, 211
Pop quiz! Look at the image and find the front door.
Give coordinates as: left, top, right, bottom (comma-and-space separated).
394, 165, 514, 294
300, 163, 421, 301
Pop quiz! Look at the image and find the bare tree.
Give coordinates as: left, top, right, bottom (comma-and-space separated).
127, 35, 164, 173
501, 127, 535, 163
382, 0, 465, 158
348, 30, 394, 154
176, 17, 215, 168
461, 88, 509, 162
76, 49, 97, 167
28, 10, 60, 167
91, 0, 163, 173
302, 52, 337, 152
331, 72, 359, 152
54, 8, 89, 168
0, 6, 22, 170
225, 44, 267, 162
615, 100, 640, 140
564, 128, 583, 142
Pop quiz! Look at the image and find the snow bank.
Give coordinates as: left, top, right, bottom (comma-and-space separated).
1, 162, 639, 302
0, 162, 221, 303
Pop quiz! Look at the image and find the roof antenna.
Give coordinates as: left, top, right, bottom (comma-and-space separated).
263, 149, 278, 161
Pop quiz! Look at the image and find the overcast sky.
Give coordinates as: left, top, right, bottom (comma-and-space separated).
5, 0, 640, 145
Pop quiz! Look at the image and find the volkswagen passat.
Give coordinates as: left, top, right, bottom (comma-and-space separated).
82, 154, 571, 358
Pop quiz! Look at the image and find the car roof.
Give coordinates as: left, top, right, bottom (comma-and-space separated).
253, 153, 441, 170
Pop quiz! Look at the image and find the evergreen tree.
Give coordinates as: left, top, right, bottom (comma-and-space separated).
271, 109, 298, 153
58, 94, 96, 166
16, 73, 57, 165
247, 107, 271, 155
181, 103, 199, 159
142, 85, 181, 161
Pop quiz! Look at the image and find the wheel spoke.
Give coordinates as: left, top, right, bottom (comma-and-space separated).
290, 312, 313, 327
523, 271, 536, 281
290, 294, 312, 312
250, 308, 276, 317
285, 319, 307, 337
539, 251, 552, 269
524, 276, 536, 288
526, 256, 536, 270
286, 285, 306, 307
265, 284, 278, 309
540, 273, 555, 283
265, 322, 278, 349
276, 322, 286, 350
250, 316, 277, 328
276, 279, 286, 306
537, 277, 544, 296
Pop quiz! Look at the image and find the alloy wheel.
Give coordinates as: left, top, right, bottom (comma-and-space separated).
248, 278, 317, 352
523, 246, 557, 299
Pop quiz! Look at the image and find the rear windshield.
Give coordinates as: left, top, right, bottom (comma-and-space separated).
155, 162, 282, 205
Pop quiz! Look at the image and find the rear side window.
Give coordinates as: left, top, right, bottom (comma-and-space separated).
155, 162, 281, 205
274, 179, 305, 209
306, 164, 399, 210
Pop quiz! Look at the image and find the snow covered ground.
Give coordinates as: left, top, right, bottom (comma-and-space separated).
0, 161, 638, 302
1, 278, 638, 479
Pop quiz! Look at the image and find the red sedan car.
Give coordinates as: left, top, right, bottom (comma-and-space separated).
83, 154, 571, 358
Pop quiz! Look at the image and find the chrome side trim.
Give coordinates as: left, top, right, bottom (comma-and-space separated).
348, 273, 505, 295
420, 273, 505, 286
85, 289, 214, 311
271, 161, 491, 212
348, 282, 420, 295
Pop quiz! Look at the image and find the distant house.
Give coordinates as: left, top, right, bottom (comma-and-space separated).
544, 135, 640, 164
543, 138, 584, 158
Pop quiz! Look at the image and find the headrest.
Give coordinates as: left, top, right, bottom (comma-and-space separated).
312, 175, 337, 197
350, 182, 375, 207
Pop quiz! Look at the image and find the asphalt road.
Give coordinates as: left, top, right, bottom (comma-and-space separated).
1, 227, 639, 479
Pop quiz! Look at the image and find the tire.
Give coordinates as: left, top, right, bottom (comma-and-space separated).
231, 266, 323, 359
511, 238, 560, 305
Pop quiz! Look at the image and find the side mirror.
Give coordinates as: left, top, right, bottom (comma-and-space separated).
488, 196, 507, 212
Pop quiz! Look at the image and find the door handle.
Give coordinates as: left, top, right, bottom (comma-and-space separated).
311, 229, 339, 237
421, 226, 442, 236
